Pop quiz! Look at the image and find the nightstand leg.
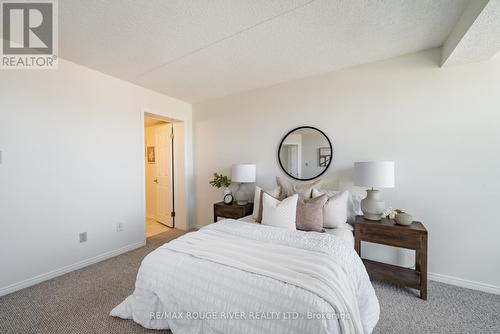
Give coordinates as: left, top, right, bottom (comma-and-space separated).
354, 236, 361, 256
416, 234, 428, 300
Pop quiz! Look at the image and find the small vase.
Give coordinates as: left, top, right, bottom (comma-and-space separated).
395, 213, 413, 226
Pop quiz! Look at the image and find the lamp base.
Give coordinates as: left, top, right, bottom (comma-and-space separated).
361, 189, 385, 221
235, 183, 249, 206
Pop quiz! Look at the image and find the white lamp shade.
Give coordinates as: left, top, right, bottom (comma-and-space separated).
231, 164, 256, 183
354, 161, 395, 188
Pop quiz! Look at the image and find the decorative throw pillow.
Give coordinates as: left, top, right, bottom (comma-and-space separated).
261, 193, 298, 229
276, 176, 322, 198
252, 186, 282, 222
348, 191, 365, 220
296, 194, 328, 232
312, 188, 363, 224
311, 189, 349, 228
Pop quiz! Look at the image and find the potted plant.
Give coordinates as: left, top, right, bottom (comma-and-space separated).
209, 173, 231, 199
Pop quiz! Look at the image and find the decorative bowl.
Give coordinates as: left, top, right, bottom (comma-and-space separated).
395, 213, 413, 226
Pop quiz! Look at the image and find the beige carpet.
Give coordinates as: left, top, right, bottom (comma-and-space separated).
0, 229, 499, 334
0, 230, 184, 334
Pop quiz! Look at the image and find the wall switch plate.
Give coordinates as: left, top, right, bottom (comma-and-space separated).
79, 232, 87, 243
116, 223, 124, 232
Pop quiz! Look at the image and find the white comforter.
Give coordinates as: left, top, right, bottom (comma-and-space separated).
111, 220, 379, 334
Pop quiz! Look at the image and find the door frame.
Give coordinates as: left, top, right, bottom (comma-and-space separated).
141, 111, 187, 234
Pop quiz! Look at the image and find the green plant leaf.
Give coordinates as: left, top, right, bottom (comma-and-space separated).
209, 173, 231, 188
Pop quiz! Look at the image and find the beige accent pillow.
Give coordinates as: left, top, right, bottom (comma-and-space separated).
261, 193, 298, 230
312, 189, 349, 228
276, 176, 322, 198
295, 194, 328, 232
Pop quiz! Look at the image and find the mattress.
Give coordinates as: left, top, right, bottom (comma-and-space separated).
239, 215, 355, 248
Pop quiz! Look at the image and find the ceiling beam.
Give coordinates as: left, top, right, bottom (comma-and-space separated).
441, 0, 500, 67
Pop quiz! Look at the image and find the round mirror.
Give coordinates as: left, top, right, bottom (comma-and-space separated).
278, 126, 333, 181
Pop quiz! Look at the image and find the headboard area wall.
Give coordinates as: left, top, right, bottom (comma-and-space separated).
192, 49, 500, 292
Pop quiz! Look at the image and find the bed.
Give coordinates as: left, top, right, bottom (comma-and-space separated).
111, 218, 379, 333
239, 214, 355, 248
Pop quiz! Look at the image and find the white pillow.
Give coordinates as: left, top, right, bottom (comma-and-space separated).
348, 192, 365, 220
252, 186, 281, 220
312, 188, 363, 223
312, 189, 349, 228
261, 193, 298, 229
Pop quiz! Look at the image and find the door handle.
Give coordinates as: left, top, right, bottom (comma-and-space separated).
154, 179, 158, 183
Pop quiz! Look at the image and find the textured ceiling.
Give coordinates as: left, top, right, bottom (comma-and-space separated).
442, 0, 500, 66
60, 0, 470, 102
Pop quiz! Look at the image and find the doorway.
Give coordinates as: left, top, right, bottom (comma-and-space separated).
144, 116, 174, 237
279, 133, 302, 178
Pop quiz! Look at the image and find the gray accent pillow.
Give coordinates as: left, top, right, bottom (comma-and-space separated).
295, 194, 328, 232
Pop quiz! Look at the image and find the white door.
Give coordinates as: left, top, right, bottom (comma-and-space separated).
155, 123, 173, 227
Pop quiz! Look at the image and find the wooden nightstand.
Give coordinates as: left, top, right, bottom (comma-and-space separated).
354, 215, 428, 300
213, 202, 254, 222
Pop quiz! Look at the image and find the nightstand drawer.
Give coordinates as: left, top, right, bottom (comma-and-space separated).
357, 226, 421, 249
216, 205, 245, 218
213, 202, 254, 222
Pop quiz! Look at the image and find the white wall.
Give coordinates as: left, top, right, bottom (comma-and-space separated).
193, 48, 500, 292
0, 58, 192, 295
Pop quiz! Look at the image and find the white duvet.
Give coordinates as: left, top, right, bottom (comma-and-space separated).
111, 220, 379, 334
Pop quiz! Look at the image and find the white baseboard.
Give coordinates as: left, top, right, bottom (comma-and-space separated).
0, 241, 146, 297
428, 272, 500, 295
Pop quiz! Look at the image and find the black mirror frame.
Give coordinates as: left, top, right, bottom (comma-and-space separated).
277, 126, 333, 181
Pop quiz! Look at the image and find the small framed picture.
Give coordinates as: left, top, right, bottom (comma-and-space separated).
319, 147, 331, 167
147, 146, 155, 164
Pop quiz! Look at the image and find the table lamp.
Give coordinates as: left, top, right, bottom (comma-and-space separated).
354, 161, 395, 221
231, 164, 256, 205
